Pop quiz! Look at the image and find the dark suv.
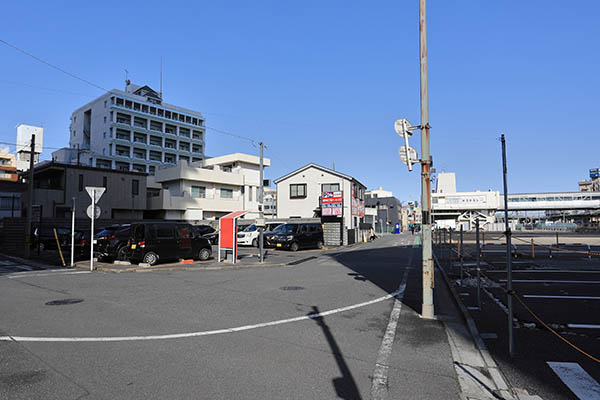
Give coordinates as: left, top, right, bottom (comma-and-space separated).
269, 223, 324, 251
95, 224, 131, 261
127, 222, 212, 265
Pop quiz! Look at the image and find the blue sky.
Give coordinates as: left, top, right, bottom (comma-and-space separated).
1, 1, 598, 203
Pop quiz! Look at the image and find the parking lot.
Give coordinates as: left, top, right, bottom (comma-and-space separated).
438, 232, 600, 400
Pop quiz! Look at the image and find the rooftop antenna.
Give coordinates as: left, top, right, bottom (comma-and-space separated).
160, 56, 163, 98
124, 69, 130, 89
332, 161, 335, 171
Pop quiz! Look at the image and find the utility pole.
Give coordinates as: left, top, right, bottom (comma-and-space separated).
419, 0, 434, 319
501, 134, 515, 357
24, 134, 36, 259
71, 197, 76, 268
258, 142, 264, 263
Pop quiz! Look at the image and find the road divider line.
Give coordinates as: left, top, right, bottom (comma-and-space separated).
547, 362, 600, 400
0, 286, 405, 343
567, 324, 600, 329
371, 268, 409, 400
8, 271, 92, 279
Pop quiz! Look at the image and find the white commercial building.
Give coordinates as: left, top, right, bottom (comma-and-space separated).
53, 82, 205, 175
147, 153, 270, 221
365, 186, 393, 199
16, 124, 43, 172
432, 172, 500, 229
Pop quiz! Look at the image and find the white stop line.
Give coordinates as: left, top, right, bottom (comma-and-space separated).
0, 286, 405, 343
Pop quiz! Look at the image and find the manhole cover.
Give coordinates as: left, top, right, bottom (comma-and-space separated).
280, 286, 305, 291
45, 298, 84, 306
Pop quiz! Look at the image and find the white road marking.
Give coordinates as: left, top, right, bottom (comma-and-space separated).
547, 362, 600, 400
567, 324, 600, 329
480, 333, 498, 339
8, 271, 91, 279
371, 268, 409, 400
0, 286, 405, 342
523, 295, 600, 300
500, 279, 600, 284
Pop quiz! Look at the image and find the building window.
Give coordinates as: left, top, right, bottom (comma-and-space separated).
103, 176, 107, 188
248, 186, 253, 202
132, 179, 139, 196
149, 165, 156, 175
322, 183, 340, 193
220, 188, 233, 199
191, 186, 206, 198
103, 116, 107, 123
104, 100, 107, 108
78, 174, 83, 192
290, 184, 307, 199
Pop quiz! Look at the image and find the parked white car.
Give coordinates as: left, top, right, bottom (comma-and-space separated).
237, 224, 260, 246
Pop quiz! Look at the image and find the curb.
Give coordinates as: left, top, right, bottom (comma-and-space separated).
434, 253, 515, 400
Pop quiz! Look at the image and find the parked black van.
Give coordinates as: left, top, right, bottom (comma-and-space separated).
127, 222, 212, 265
269, 222, 323, 251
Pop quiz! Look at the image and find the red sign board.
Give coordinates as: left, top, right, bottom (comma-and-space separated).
322, 191, 343, 216
351, 197, 365, 217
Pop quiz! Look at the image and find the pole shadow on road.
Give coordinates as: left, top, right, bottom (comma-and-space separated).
309, 306, 362, 400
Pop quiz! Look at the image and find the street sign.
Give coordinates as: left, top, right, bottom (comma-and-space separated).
399, 145, 418, 166
86, 205, 101, 219
394, 118, 417, 137
85, 186, 106, 202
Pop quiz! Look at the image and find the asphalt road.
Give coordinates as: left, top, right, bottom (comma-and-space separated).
0, 234, 460, 400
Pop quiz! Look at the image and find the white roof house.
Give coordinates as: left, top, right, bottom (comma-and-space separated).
274, 163, 366, 230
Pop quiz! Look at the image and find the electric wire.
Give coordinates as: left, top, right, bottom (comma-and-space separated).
0, 39, 108, 92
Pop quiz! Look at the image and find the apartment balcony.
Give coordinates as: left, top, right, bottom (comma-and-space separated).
147, 190, 243, 214
111, 103, 205, 129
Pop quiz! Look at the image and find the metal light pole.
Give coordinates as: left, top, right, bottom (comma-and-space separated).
420, 0, 434, 319
259, 142, 264, 263
90, 189, 95, 271
501, 134, 515, 357
71, 197, 76, 267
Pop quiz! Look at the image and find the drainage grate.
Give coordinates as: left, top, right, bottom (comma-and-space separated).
286, 256, 317, 266
280, 286, 305, 291
45, 298, 84, 306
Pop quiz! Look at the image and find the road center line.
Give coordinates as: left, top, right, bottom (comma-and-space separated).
371, 247, 412, 400
0, 286, 405, 343
371, 270, 409, 399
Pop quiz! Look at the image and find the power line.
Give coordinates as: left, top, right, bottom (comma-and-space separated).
0, 80, 94, 97
204, 125, 256, 144
0, 39, 108, 92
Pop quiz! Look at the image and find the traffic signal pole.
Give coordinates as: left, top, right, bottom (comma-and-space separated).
419, 0, 434, 319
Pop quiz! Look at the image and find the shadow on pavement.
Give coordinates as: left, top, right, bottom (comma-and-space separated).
309, 306, 362, 400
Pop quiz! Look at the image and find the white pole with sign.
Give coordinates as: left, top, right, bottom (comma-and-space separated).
85, 187, 105, 271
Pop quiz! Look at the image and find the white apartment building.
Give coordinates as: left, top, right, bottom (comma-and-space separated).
147, 153, 270, 221
52, 82, 205, 174
365, 187, 393, 199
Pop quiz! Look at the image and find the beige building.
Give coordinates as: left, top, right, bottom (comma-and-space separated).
147, 153, 270, 221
